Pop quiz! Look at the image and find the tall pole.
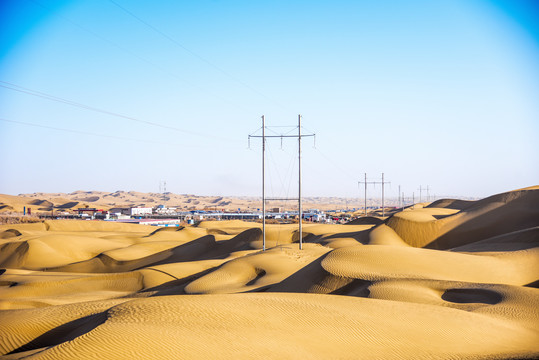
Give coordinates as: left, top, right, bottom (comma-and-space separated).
249, 115, 313, 251
298, 114, 303, 250
364, 173, 367, 216
382, 173, 385, 217
398, 185, 401, 211
262, 115, 266, 251
359, 173, 389, 217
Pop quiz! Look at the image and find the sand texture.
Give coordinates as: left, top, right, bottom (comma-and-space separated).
0, 187, 538, 359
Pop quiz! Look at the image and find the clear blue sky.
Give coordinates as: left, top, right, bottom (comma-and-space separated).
1, 0, 538, 199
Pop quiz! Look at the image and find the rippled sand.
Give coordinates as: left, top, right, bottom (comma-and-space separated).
1, 187, 538, 359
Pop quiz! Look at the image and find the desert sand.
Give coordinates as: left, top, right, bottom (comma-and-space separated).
0, 190, 406, 215
0, 186, 538, 359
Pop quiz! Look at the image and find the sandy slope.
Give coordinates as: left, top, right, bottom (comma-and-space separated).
0, 187, 538, 359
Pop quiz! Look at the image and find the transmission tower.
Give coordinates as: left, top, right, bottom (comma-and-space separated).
418, 185, 429, 203
358, 173, 390, 217
248, 115, 315, 251
159, 180, 167, 194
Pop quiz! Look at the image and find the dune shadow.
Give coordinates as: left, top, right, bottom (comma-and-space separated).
330, 279, 372, 297
425, 190, 539, 250
248, 252, 373, 297
141, 267, 219, 296
264, 253, 330, 293
449, 227, 539, 253
7, 312, 107, 355
54, 201, 79, 209
345, 217, 383, 226
303, 229, 370, 246
426, 199, 475, 210
144, 226, 185, 237
46, 228, 261, 273
441, 288, 503, 305
0, 229, 22, 239
246, 269, 266, 286
432, 214, 454, 220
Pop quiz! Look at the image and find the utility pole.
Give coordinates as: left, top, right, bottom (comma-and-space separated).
298, 114, 302, 250
418, 185, 429, 203
163, 180, 167, 206
262, 115, 266, 251
380, 173, 390, 217
358, 173, 390, 217
358, 173, 376, 216
398, 185, 401, 210
159, 180, 167, 194
249, 115, 314, 251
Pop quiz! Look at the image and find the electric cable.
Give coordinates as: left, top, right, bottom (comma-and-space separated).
0, 81, 234, 142
108, 0, 291, 111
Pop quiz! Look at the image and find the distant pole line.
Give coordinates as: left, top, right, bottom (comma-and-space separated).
249, 115, 315, 251
418, 185, 430, 203
359, 173, 390, 217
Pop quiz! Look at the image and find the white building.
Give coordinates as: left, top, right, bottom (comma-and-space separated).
131, 207, 153, 216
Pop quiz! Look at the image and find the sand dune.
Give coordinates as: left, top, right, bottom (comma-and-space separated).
0, 187, 538, 359
1, 190, 396, 215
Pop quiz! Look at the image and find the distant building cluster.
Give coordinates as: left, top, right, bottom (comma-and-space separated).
37, 205, 343, 226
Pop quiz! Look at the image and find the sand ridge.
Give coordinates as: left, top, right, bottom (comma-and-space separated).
0, 187, 538, 359
1, 191, 374, 214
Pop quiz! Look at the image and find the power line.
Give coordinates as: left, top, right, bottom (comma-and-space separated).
108, 0, 289, 110
0, 117, 174, 145
418, 185, 430, 202
27, 0, 253, 113
0, 117, 242, 150
0, 80, 233, 142
313, 147, 356, 181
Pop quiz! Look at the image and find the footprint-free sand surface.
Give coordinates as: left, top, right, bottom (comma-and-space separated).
1, 187, 538, 359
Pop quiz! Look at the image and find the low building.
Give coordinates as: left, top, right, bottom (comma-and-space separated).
74, 208, 108, 220
131, 207, 153, 216
109, 207, 130, 215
